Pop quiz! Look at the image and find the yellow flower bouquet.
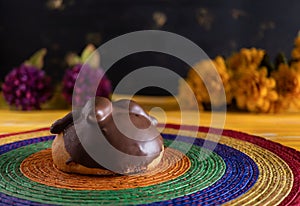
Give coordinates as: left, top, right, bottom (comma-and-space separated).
180, 35, 300, 113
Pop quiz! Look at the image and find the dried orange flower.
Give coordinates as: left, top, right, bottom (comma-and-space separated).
227, 48, 265, 71
291, 36, 300, 60
178, 79, 203, 110
290, 61, 300, 73
271, 63, 300, 112
232, 67, 278, 113
183, 56, 231, 108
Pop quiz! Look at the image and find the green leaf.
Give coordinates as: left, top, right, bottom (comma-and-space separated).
24, 48, 47, 69
65, 52, 81, 67
259, 53, 274, 76
80, 44, 100, 69
275, 52, 287, 69
81, 44, 96, 62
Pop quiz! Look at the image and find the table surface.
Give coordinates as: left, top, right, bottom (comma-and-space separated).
0, 109, 299, 151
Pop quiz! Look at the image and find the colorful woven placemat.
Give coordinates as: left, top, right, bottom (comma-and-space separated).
0, 124, 299, 205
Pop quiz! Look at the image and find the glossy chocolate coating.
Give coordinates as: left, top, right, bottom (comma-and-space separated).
50, 97, 163, 173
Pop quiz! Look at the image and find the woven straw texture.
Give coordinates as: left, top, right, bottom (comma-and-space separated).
0, 124, 299, 205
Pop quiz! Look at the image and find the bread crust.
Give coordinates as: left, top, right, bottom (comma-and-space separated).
52, 133, 164, 175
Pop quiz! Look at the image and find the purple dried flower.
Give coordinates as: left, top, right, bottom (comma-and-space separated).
2, 64, 53, 110
62, 64, 112, 107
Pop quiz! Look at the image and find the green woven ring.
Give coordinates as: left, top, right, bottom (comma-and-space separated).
0, 140, 226, 205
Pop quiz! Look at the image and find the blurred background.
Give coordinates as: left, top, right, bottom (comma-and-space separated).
1, 0, 300, 95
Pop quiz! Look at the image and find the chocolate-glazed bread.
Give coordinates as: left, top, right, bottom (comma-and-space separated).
50, 97, 164, 175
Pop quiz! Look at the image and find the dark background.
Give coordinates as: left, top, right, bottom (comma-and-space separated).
1, 0, 300, 95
